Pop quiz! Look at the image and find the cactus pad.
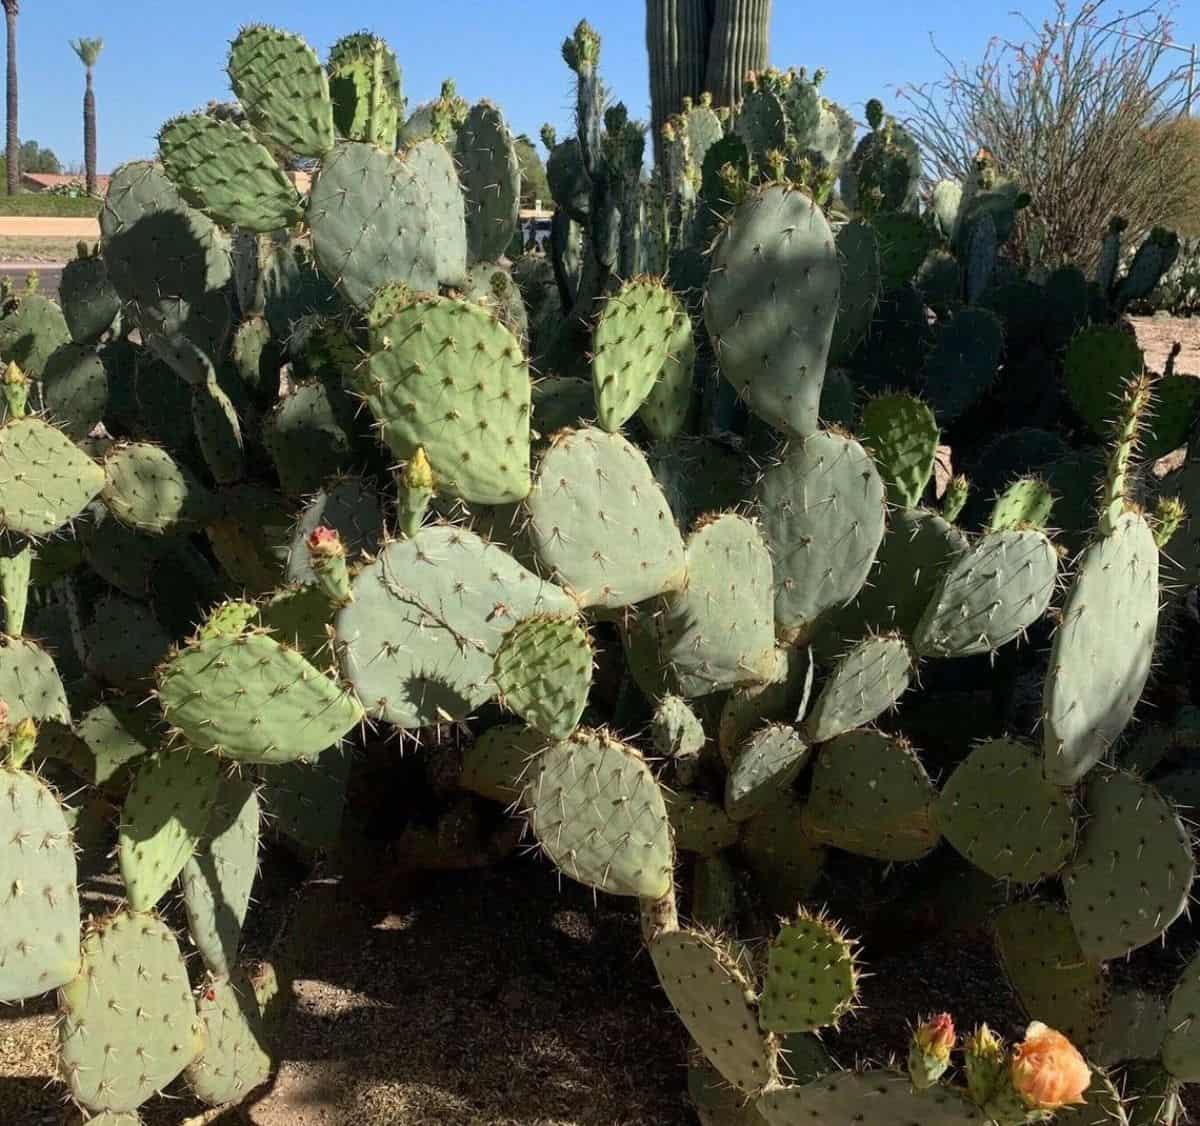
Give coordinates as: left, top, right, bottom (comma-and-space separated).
0, 417, 104, 536
258, 748, 350, 852
0, 637, 70, 725
0, 769, 80, 1001
79, 700, 156, 785
461, 724, 542, 803
102, 443, 213, 534
725, 724, 810, 823
157, 631, 363, 763
759, 911, 859, 1033
740, 795, 826, 913
666, 790, 739, 856
758, 1071, 985, 1125
61, 253, 121, 344
860, 393, 939, 508
286, 477, 384, 586
159, 114, 304, 232
118, 749, 221, 911
42, 342, 108, 440
492, 613, 592, 739
227, 25, 334, 156
1043, 511, 1158, 785
995, 901, 1109, 1046
921, 307, 1004, 423
1163, 950, 1200, 1080
988, 475, 1055, 531
649, 929, 777, 1093
59, 911, 205, 1112
831, 220, 881, 364
659, 513, 777, 697
591, 278, 681, 432
1066, 771, 1193, 960
938, 738, 1075, 883
804, 633, 914, 744
360, 293, 531, 504
526, 428, 686, 608
758, 431, 887, 640
336, 526, 573, 727
456, 101, 521, 262
525, 729, 672, 899
639, 309, 695, 441
182, 777, 260, 977
262, 377, 354, 496
706, 185, 839, 437
913, 528, 1057, 658
803, 731, 938, 861
185, 968, 272, 1106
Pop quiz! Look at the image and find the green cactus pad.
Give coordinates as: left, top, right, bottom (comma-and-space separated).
492, 614, 592, 739
921, 307, 1004, 423
860, 393, 939, 508
0, 769, 80, 1001
689, 1055, 768, 1126
84, 594, 172, 691
758, 431, 887, 640
649, 929, 777, 1093
258, 748, 350, 852
830, 220, 881, 364
403, 138, 470, 288
639, 309, 695, 441
336, 526, 573, 727
706, 185, 839, 437
42, 342, 108, 440
525, 729, 672, 899
1043, 511, 1158, 786
1090, 987, 1168, 1067
526, 428, 686, 608
740, 795, 826, 914
725, 724, 810, 823
328, 33, 404, 147
307, 141, 442, 306
159, 114, 304, 232
227, 25, 334, 157
185, 968, 272, 1106
1065, 326, 1144, 442
158, 631, 363, 763
79, 699, 156, 785
1163, 949, 1200, 1080
60, 252, 121, 344
0, 636, 69, 725
286, 477, 384, 587
192, 376, 245, 486
591, 278, 681, 432
117, 748, 221, 911
456, 101, 521, 263
994, 901, 1109, 1046
263, 378, 354, 496
102, 442, 214, 534
59, 911, 206, 1112
659, 513, 777, 697
182, 777, 260, 977
461, 724, 543, 803
652, 694, 706, 762
0, 416, 104, 536
938, 738, 1075, 883
666, 790, 740, 856
360, 293, 531, 504
913, 528, 1057, 658
804, 633, 914, 745
1065, 771, 1193, 960
0, 293, 70, 378
719, 649, 812, 765
759, 911, 859, 1033
988, 475, 1055, 531
803, 731, 939, 861
734, 86, 787, 159
757, 1071, 986, 1125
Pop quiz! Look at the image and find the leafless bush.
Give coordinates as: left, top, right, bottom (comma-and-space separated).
898, 0, 1200, 269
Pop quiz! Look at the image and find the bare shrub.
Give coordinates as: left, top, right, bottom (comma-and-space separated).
899, 0, 1200, 269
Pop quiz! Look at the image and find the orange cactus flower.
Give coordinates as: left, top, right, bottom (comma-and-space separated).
1010, 1022, 1091, 1110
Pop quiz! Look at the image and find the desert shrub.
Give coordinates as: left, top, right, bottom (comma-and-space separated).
900, 0, 1200, 269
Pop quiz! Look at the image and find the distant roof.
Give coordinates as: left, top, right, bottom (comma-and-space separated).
21, 172, 111, 193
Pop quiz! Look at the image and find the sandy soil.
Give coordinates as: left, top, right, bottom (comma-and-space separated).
0, 217, 99, 239
1131, 315, 1200, 375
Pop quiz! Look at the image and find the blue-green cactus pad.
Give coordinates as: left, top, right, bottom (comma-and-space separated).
0, 417, 104, 537
804, 633, 914, 744
185, 967, 273, 1106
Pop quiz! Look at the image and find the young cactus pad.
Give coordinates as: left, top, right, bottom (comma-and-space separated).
804, 633, 915, 745
0, 769, 80, 1001
455, 100, 521, 263
859, 393, 939, 509
492, 613, 593, 740
185, 968, 273, 1106
705, 184, 839, 438
0, 417, 105, 536
59, 911, 206, 1112
525, 427, 686, 608
724, 724, 810, 822
0, 637, 70, 726
758, 911, 860, 1033
524, 729, 672, 899
335, 526, 574, 727
157, 631, 364, 763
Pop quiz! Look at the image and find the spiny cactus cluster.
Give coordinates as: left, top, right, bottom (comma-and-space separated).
1, 16, 1199, 1126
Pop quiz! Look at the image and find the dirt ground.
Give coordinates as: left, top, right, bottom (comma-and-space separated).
1131, 315, 1200, 374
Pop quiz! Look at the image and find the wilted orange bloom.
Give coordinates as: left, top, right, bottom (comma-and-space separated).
1010, 1022, 1091, 1109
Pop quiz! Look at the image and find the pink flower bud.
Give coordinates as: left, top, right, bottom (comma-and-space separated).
306, 525, 345, 559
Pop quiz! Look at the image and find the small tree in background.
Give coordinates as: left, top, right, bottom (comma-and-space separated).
514, 133, 551, 210
899, 0, 1200, 268
70, 38, 103, 195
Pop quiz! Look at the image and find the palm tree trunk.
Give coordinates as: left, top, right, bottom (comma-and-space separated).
4, 4, 18, 195
83, 69, 96, 195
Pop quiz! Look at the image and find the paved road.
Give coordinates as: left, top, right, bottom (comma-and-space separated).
0, 263, 63, 298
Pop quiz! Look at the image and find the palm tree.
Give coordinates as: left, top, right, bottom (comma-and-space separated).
3, 1, 18, 195
70, 38, 102, 195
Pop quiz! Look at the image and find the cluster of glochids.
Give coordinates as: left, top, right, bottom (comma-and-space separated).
1, 14, 1198, 1126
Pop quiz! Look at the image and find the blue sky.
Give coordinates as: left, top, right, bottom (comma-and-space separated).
19, 0, 1200, 173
